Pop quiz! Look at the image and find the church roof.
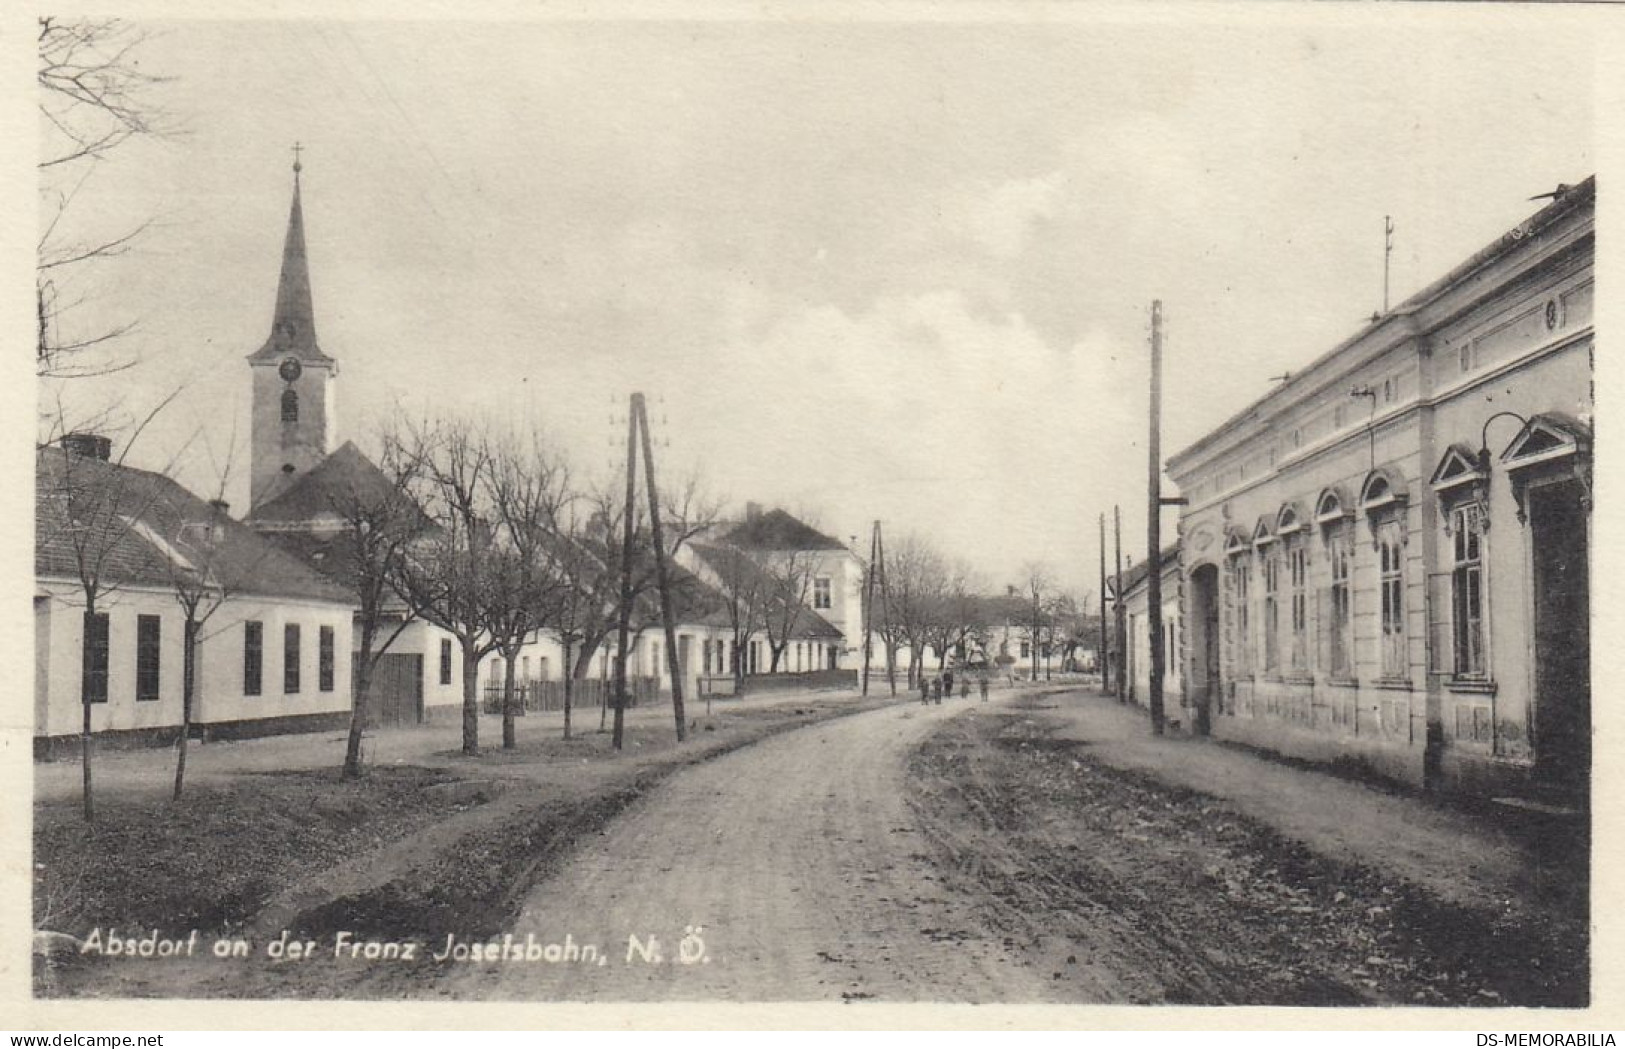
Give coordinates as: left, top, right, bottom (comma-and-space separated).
248, 163, 334, 366
248, 441, 410, 525
36, 445, 353, 605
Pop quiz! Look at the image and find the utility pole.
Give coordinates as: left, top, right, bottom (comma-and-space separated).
875, 520, 896, 694
634, 393, 686, 743
611, 396, 638, 752
862, 521, 879, 696
1098, 512, 1109, 693
1383, 215, 1395, 313
1147, 300, 1166, 736
1114, 504, 1125, 703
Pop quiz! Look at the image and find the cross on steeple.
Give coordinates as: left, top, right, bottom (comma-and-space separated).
292, 141, 304, 176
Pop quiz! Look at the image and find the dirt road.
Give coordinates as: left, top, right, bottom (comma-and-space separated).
443, 693, 1064, 1003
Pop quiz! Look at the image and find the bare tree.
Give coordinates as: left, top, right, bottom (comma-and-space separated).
548, 510, 614, 742
762, 548, 817, 672
391, 420, 501, 756
164, 476, 239, 801
484, 430, 573, 750
707, 544, 769, 687
570, 475, 718, 713
292, 432, 430, 779
884, 534, 948, 687
1021, 561, 1054, 682
923, 560, 986, 673
37, 18, 172, 379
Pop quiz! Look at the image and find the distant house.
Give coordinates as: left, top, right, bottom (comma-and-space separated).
685, 535, 847, 678
694, 503, 866, 668
35, 440, 358, 755
1114, 546, 1182, 711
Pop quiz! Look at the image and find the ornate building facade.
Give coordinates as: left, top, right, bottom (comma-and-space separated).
1165, 179, 1593, 801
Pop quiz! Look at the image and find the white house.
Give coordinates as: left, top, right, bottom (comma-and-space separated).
35, 439, 359, 754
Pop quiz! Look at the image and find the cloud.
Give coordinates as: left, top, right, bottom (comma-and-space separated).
964, 171, 1069, 259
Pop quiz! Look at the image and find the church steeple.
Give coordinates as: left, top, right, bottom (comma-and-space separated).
248, 148, 338, 511
249, 148, 333, 365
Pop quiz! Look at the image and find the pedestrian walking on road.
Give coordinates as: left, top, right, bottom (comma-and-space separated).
919, 674, 930, 706
943, 670, 954, 697
931, 677, 942, 705
978, 676, 988, 702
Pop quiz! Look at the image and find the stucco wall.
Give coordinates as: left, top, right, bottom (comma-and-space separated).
35, 580, 354, 738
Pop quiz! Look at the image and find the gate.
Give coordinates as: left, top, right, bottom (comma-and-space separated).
357, 652, 424, 727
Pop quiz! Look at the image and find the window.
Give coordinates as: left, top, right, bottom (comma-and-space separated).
1020, 639, 1031, 659
281, 388, 299, 422
1378, 519, 1406, 678
1326, 523, 1353, 679
1262, 546, 1280, 674
522, 655, 531, 681
1286, 536, 1309, 673
244, 620, 263, 696
284, 623, 301, 694
439, 638, 453, 685
318, 624, 335, 692
1451, 504, 1486, 677
813, 577, 832, 609
84, 612, 110, 704
137, 614, 162, 701
1229, 556, 1252, 675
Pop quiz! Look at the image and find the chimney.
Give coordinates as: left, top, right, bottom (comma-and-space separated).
60, 433, 112, 461
745, 501, 763, 522
209, 498, 231, 515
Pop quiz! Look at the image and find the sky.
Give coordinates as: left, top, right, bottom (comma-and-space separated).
33, 7, 1602, 598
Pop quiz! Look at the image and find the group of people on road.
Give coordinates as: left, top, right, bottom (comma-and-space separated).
918, 669, 991, 706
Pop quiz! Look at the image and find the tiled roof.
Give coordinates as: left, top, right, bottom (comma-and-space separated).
248, 441, 410, 524
721, 509, 849, 552
36, 445, 354, 605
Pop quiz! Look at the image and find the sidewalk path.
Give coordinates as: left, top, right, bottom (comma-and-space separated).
1036, 689, 1579, 918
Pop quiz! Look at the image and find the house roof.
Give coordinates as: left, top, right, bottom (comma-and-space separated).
1111, 544, 1181, 601
249, 441, 406, 524
247, 165, 335, 366
720, 508, 849, 552
36, 445, 354, 605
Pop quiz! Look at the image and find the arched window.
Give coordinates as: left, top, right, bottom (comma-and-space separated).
281, 388, 299, 423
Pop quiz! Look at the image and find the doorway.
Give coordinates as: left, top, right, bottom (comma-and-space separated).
1188, 563, 1220, 735
1528, 477, 1590, 798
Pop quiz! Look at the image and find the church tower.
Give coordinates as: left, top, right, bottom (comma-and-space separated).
249, 151, 337, 511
